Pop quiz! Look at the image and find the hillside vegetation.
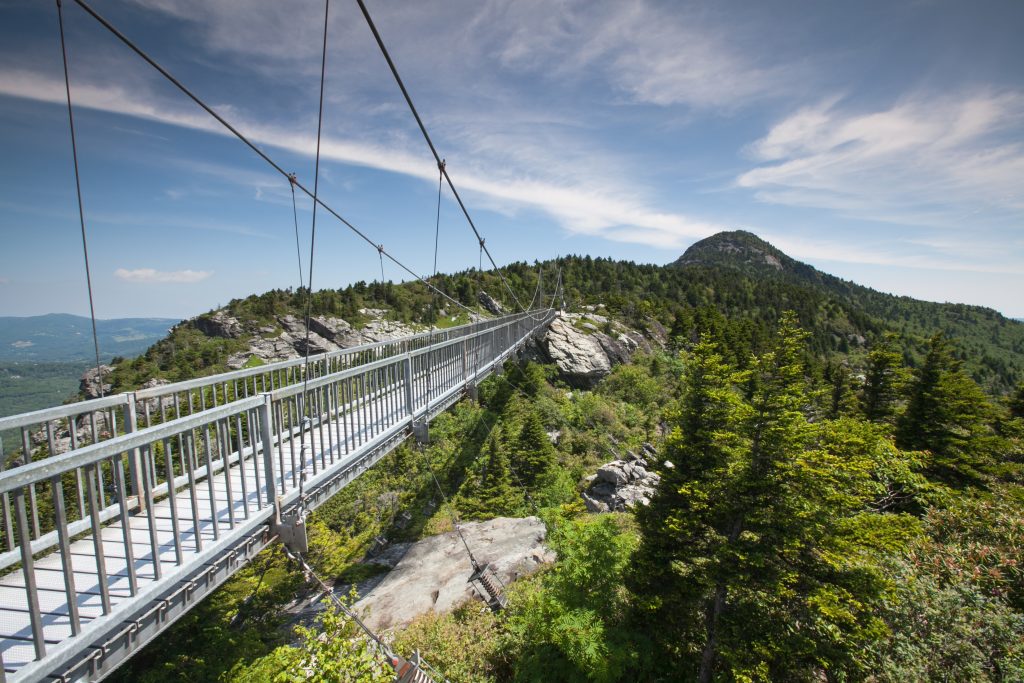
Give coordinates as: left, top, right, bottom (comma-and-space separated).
103, 231, 1024, 400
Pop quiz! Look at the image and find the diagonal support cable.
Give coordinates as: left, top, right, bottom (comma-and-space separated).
354, 0, 528, 314
56, 0, 104, 399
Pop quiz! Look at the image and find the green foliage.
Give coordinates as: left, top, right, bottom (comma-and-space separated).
867, 559, 1024, 681
459, 430, 524, 520
860, 333, 908, 425
392, 603, 502, 683
897, 334, 1007, 486
225, 600, 392, 683
631, 317, 923, 681
503, 514, 642, 682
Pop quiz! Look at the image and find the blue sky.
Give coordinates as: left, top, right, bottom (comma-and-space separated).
1, 0, 1022, 320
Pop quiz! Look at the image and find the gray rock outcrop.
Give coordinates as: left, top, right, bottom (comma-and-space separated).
478, 291, 504, 315
80, 365, 114, 400
350, 516, 553, 631
582, 445, 660, 513
193, 311, 244, 339
542, 316, 612, 387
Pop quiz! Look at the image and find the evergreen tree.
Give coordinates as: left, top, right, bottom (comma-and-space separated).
1009, 381, 1024, 420
631, 334, 744, 663
823, 359, 858, 418
860, 332, 907, 424
458, 430, 522, 520
633, 314, 910, 681
515, 409, 557, 487
896, 334, 1000, 485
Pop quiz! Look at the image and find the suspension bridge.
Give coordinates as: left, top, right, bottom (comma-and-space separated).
3, 0, 572, 679
0, 308, 557, 681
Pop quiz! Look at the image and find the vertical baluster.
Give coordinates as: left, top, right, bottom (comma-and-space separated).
218, 420, 236, 529
286, 397, 298, 487
85, 463, 112, 614
338, 381, 349, 456
183, 432, 202, 553
274, 402, 287, 495
202, 425, 219, 541
236, 413, 250, 519
13, 487, 45, 659
140, 446, 161, 581
249, 410, 263, 509
258, 396, 277, 506
161, 438, 184, 565
0, 444, 13, 551
20, 428, 40, 540
50, 475, 81, 634
112, 455, 139, 594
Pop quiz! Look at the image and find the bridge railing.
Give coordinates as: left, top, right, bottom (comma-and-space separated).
0, 311, 544, 558
0, 309, 554, 679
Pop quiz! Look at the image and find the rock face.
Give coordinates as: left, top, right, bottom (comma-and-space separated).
193, 311, 244, 339
79, 365, 114, 400
351, 516, 553, 631
534, 312, 655, 388
477, 291, 504, 315
215, 309, 422, 369
541, 316, 612, 388
581, 443, 661, 513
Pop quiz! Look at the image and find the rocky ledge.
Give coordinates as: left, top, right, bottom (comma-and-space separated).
346, 516, 553, 632
581, 443, 661, 513
534, 311, 656, 388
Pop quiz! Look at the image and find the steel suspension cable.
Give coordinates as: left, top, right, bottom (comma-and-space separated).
56, 0, 104, 399
67, 0, 482, 321
300, 0, 331, 419
353, 0, 528, 314
289, 175, 304, 289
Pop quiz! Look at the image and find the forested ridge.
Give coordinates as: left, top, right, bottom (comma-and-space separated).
95, 231, 1023, 682
104, 231, 1024, 398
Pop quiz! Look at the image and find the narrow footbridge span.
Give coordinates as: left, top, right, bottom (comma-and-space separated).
0, 310, 555, 682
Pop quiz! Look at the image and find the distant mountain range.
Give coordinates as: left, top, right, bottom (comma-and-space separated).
0, 314, 179, 363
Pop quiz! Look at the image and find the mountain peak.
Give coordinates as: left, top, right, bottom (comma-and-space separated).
674, 230, 792, 272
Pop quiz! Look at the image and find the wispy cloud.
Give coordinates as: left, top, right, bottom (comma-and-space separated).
738, 92, 1024, 226
114, 268, 212, 283
0, 68, 723, 250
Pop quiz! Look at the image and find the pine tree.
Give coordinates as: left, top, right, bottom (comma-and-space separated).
631, 334, 744, 663
458, 430, 522, 520
896, 334, 999, 485
515, 410, 556, 487
860, 332, 907, 425
633, 314, 907, 680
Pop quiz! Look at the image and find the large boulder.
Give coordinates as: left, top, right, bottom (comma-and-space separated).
542, 316, 612, 388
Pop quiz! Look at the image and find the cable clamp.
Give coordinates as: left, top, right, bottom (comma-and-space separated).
288, 173, 297, 186
377, 244, 385, 254
438, 159, 446, 173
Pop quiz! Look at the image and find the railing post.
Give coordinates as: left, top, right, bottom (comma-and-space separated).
461, 338, 468, 381
122, 394, 145, 511
403, 354, 415, 417
258, 393, 277, 507
13, 488, 45, 660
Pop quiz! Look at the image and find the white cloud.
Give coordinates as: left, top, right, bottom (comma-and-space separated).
0, 276, 9, 284
0, 68, 723, 251
738, 92, 1024, 225
114, 268, 212, 283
